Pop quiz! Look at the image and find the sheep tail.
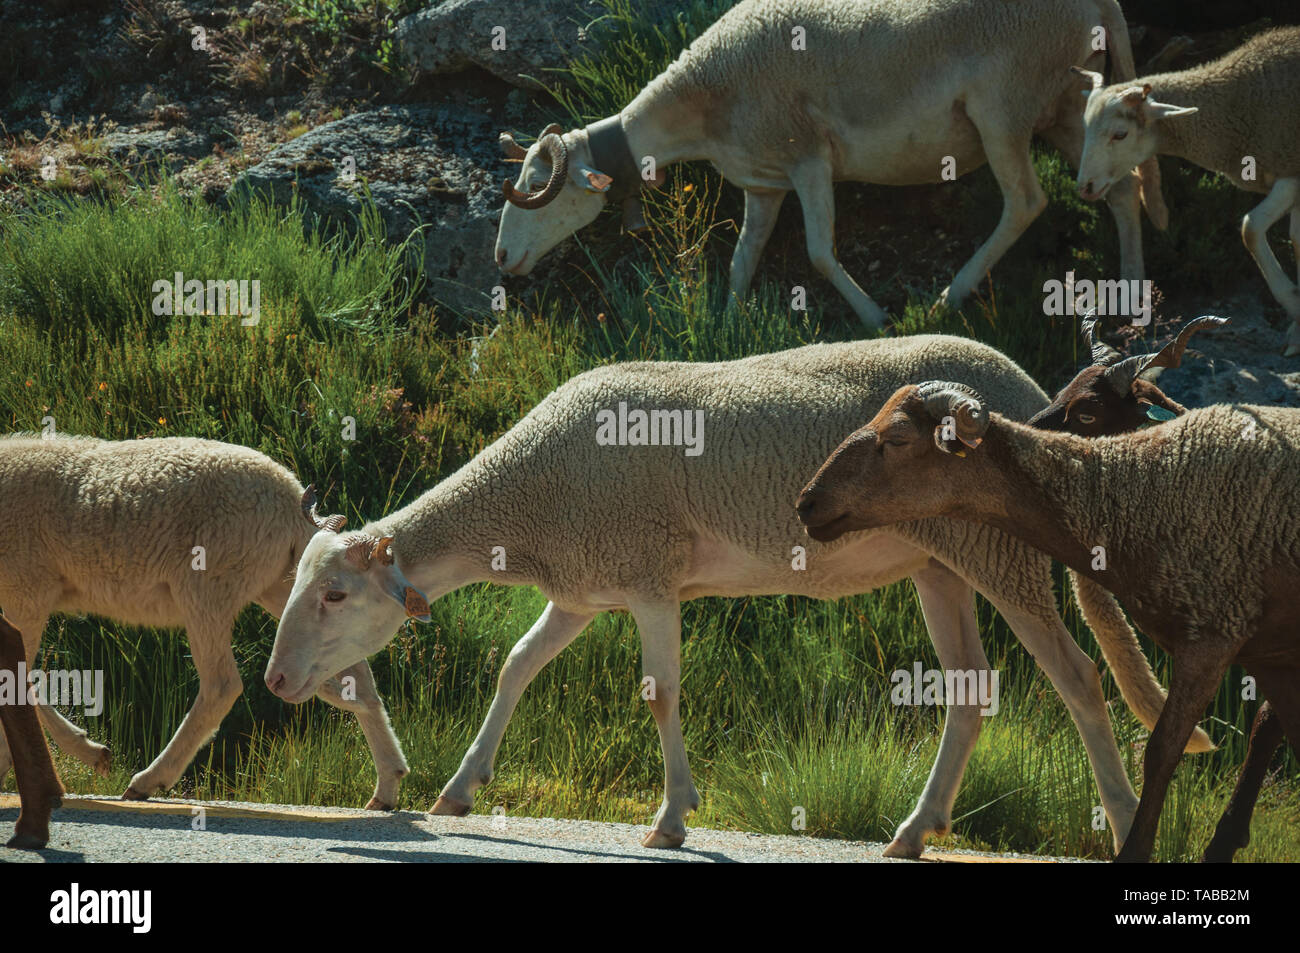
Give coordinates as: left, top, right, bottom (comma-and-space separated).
1097, 0, 1169, 229
1070, 570, 1216, 754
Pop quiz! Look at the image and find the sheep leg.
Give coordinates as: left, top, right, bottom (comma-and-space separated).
124, 619, 241, 799
787, 158, 888, 328
884, 565, 988, 858
1038, 117, 1145, 282
728, 188, 786, 306
1239, 178, 1300, 356
0, 616, 62, 849
1202, 701, 1284, 862
630, 598, 698, 849
313, 661, 409, 810
941, 122, 1046, 310
1288, 206, 1300, 356
985, 597, 1139, 852
4, 607, 111, 777
1115, 643, 1236, 862
433, 603, 593, 816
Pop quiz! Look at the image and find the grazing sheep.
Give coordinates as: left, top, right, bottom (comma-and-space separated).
0, 435, 409, 809
495, 0, 1164, 327
1035, 312, 1283, 863
0, 614, 62, 849
267, 334, 1178, 854
1072, 27, 1300, 354
796, 382, 1300, 861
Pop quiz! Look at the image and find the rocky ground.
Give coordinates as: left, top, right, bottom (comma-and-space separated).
1, 0, 1298, 398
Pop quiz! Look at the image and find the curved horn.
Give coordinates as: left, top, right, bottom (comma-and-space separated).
371, 536, 395, 566
918, 381, 989, 450
344, 534, 377, 571
499, 131, 527, 160
1101, 315, 1229, 395
1141, 315, 1228, 374
502, 131, 569, 210
301, 485, 347, 533
1079, 310, 1122, 367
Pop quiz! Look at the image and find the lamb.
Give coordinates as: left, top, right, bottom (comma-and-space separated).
265, 333, 1186, 854
1072, 26, 1300, 354
0, 614, 62, 849
1033, 312, 1283, 863
494, 0, 1164, 327
0, 435, 409, 810
796, 381, 1300, 861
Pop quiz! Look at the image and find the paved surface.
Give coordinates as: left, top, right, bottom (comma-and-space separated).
0, 794, 1087, 863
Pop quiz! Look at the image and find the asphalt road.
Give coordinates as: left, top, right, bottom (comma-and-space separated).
0, 794, 1086, 863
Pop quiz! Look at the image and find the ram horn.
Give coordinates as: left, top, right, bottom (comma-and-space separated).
918, 381, 989, 451
1101, 315, 1229, 394
502, 130, 569, 209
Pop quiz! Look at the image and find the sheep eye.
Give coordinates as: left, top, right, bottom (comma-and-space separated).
1077, 413, 1097, 425
1111, 130, 1128, 142
324, 590, 347, 603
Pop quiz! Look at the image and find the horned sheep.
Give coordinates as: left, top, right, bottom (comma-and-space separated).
495, 0, 1164, 327
0, 435, 409, 810
1030, 312, 1283, 863
265, 333, 1200, 854
1073, 27, 1300, 354
797, 380, 1300, 861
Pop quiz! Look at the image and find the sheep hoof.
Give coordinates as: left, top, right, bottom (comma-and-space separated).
364, 797, 395, 811
640, 828, 686, 849
5, 830, 48, 850
882, 837, 923, 859
430, 795, 472, 817
120, 787, 150, 801
93, 747, 112, 778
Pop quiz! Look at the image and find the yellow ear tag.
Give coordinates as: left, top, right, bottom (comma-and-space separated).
953, 448, 967, 458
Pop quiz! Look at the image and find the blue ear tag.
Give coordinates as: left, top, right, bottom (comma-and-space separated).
1146, 405, 1177, 421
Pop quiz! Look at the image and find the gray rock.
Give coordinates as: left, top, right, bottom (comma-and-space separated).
99, 127, 211, 170
395, 0, 610, 89
231, 104, 509, 316
1150, 292, 1300, 408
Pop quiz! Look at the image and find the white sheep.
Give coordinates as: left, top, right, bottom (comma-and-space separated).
797, 381, 1300, 861
494, 0, 1165, 326
0, 434, 409, 809
264, 333, 1199, 854
1073, 27, 1300, 354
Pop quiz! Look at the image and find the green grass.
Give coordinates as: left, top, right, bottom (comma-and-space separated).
1, 0, 1296, 862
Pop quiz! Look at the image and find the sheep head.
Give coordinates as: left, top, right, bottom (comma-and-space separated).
266, 529, 431, 704
1028, 313, 1227, 436
795, 382, 990, 543
495, 123, 613, 276
1073, 67, 1198, 213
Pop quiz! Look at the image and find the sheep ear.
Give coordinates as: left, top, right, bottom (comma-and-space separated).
577, 165, 613, 193
377, 560, 431, 622
1070, 65, 1104, 92
1147, 100, 1197, 121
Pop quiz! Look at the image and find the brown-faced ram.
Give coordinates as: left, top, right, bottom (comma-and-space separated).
797, 381, 1300, 862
